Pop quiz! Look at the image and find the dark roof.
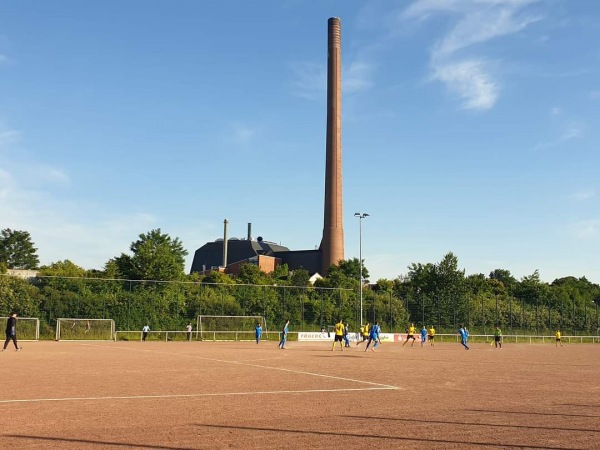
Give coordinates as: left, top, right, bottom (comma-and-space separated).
190, 239, 322, 275
274, 249, 322, 275
190, 239, 290, 273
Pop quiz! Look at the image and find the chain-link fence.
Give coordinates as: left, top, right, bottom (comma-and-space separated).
1, 275, 598, 338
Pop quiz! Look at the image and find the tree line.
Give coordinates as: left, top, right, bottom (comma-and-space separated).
1, 228, 599, 337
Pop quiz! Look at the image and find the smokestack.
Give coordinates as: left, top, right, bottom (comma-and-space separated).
247, 223, 252, 241
222, 219, 229, 268
320, 17, 344, 275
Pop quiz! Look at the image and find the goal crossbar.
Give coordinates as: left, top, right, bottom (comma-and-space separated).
0, 317, 40, 341
55, 318, 115, 341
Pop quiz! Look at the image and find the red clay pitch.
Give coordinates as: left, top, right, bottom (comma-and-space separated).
1, 340, 598, 449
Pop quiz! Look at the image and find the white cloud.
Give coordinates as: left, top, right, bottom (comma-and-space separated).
402, 0, 543, 111
290, 62, 326, 99
0, 123, 162, 269
344, 61, 375, 93
291, 59, 374, 99
573, 220, 600, 240
230, 123, 258, 144
560, 122, 584, 141
570, 190, 596, 202
0, 129, 21, 147
431, 59, 498, 110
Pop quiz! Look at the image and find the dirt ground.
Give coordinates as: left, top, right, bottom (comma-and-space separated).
0, 340, 598, 449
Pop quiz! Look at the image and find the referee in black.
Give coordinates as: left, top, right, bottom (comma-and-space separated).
3, 312, 21, 351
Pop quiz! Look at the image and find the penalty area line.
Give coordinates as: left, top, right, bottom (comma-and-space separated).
80, 343, 400, 390
0, 386, 396, 405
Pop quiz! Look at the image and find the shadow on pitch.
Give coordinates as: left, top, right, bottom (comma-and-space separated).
560, 403, 600, 408
345, 415, 600, 433
6, 435, 195, 450
193, 423, 581, 449
466, 408, 600, 419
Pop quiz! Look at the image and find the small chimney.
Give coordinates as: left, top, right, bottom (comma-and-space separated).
223, 219, 229, 268
247, 223, 252, 241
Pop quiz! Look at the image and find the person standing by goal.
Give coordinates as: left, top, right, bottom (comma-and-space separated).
142, 324, 150, 342
2, 312, 21, 352
278, 319, 290, 349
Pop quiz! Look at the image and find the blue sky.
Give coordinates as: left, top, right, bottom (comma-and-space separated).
1, 0, 599, 283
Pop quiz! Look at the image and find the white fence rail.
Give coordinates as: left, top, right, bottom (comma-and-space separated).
113, 330, 600, 343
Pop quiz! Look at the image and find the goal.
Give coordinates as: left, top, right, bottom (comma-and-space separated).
55, 318, 115, 341
196, 315, 268, 341
0, 317, 40, 341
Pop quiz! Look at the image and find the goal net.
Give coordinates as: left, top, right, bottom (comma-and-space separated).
55, 318, 115, 341
0, 317, 40, 341
197, 315, 268, 341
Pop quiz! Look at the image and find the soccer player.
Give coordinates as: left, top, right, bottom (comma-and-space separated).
186, 324, 193, 341
332, 319, 345, 351
365, 321, 380, 352
142, 324, 150, 341
458, 325, 469, 350
2, 312, 20, 352
402, 323, 417, 347
494, 326, 502, 349
343, 322, 351, 348
420, 325, 427, 347
255, 322, 262, 345
428, 325, 435, 346
555, 329, 562, 347
356, 322, 370, 346
278, 319, 290, 349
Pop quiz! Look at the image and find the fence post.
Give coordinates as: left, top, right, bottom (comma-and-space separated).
301, 289, 305, 332
389, 291, 393, 333
481, 296, 485, 335
509, 296, 512, 332
573, 297, 576, 336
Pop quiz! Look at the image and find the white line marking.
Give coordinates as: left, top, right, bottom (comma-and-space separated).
81, 343, 399, 390
0, 387, 395, 405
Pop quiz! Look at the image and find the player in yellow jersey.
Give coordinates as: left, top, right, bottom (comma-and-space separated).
356, 322, 370, 346
428, 325, 435, 346
555, 329, 562, 347
332, 319, 345, 351
402, 323, 417, 347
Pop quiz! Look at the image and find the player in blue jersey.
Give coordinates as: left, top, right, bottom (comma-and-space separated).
255, 322, 262, 345
365, 321, 381, 352
458, 325, 470, 350
278, 319, 289, 349
420, 325, 427, 347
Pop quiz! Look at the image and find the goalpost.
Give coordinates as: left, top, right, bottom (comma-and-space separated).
55, 318, 115, 341
197, 315, 268, 341
0, 317, 40, 341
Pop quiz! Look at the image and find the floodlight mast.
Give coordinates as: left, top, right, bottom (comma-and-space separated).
354, 212, 369, 326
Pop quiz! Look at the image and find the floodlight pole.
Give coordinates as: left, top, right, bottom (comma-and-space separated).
354, 212, 369, 327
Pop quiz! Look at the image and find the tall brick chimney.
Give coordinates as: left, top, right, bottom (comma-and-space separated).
320, 17, 344, 275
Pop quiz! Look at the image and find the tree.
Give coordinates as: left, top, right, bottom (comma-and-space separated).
0, 228, 40, 269
316, 258, 368, 289
38, 260, 86, 277
115, 229, 188, 281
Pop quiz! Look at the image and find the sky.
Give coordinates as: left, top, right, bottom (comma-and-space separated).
1, 0, 599, 284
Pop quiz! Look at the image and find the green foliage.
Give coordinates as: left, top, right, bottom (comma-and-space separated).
115, 229, 188, 281
39, 260, 87, 277
0, 246, 598, 338
0, 228, 40, 269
